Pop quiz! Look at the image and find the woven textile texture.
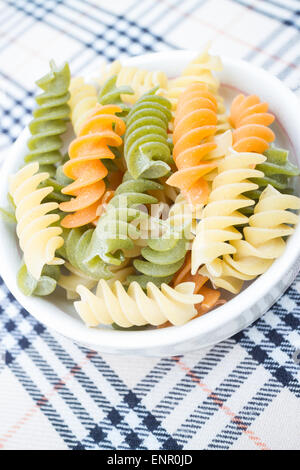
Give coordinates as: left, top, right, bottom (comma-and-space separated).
0, 0, 300, 450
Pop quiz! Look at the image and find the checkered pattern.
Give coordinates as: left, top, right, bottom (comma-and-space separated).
0, 0, 300, 450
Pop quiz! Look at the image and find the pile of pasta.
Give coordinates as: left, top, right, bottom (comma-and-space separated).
6, 46, 300, 330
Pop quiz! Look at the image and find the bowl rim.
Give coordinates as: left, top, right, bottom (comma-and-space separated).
0, 49, 300, 353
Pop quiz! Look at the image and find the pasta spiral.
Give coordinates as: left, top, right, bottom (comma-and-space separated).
166, 83, 218, 206
69, 77, 97, 136
166, 44, 229, 132
75, 280, 203, 328
86, 173, 162, 266
124, 90, 172, 179
25, 60, 70, 171
230, 94, 275, 153
240, 146, 300, 216
60, 227, 112, 280
60, 104, 126, 228
9, 162, 64, 280
57, 226, 137, 298
128, 219, 189, 288
98, 60, 168, 104
204, 185, 300, 294
191, 148, 266, 277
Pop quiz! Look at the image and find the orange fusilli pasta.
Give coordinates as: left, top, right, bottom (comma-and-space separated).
60, 104, 125, 228
230, 94, 275, 153
166, 82, 218, 206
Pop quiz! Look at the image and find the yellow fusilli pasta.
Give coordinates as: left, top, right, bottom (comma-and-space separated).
9, 162, 64, 280
75, 281, 203, 327
191, 148, 266, 277
203, 185, 300, 293
98, 60, 168, 104
69, 77, 98, 135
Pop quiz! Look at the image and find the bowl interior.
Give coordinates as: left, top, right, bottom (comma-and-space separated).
0, 50, 300, 354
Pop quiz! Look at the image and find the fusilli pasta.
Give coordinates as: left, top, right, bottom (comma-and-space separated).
230, 94, 275, 153
39, 165, 71, 205
86, 173, 162, 266
124, 90, 172, 179
191, 148, 266, 277
167, 82, 218, 206
128, 222, 188, 288
75, 280, 203, 327
168, 45, 221, 102
60, 104, 125, 228
9, 162, 64, 280
25, 60, 70, 173
203, 185, 300, 293
61, 227, 112, 280
167, 192, 199, 234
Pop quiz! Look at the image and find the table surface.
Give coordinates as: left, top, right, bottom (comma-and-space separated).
0, 0, 300, 451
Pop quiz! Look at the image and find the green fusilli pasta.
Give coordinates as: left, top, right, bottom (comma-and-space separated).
58, 227, 112, 281
124, 90, 172, 179
25, 60, 70, 172
129, 236, 187, 288
127, 205, 189, 288
86, 173, 162, 266
97, 75, 134, 175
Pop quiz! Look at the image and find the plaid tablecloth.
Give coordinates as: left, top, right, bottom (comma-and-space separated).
0, 0, 300, 451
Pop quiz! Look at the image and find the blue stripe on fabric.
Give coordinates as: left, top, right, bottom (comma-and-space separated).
82, 350, 183, 449
7, 358, 79, 448
231, 0, 300, 31
152, 342, 235, 423
207, 377, 281, 449
172, 353, 258, 447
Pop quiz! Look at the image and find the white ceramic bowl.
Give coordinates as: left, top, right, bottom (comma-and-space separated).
1, 50, 300, 356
